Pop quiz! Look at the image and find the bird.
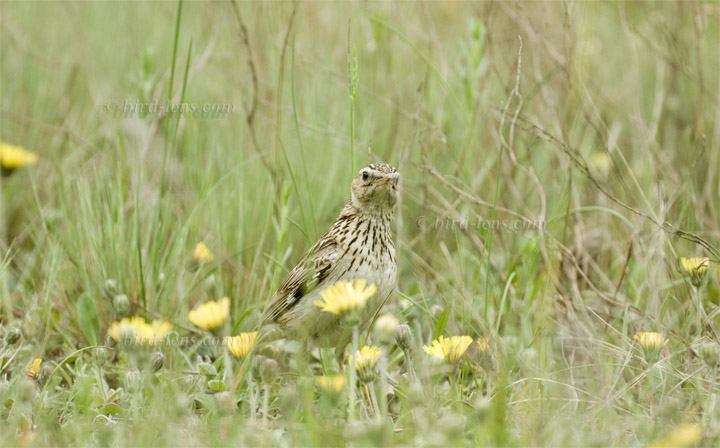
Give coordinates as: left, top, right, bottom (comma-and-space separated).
262, 162, 399, 363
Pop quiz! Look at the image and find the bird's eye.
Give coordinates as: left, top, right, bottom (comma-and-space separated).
362, 172, 369, 181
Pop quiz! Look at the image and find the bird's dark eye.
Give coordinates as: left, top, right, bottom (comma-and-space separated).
362, 172, 369, 181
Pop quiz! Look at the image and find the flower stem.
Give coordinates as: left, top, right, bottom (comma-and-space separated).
377, 355, 389, 421
249, 373, 257, 420
348, 324, 359, 420
695, 285, 703, 337
368, 383, 381, 421
262, 384, 270, 421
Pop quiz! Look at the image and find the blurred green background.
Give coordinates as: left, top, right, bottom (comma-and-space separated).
1, 1, 719, 446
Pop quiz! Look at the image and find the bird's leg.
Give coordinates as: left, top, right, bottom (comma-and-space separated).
335, 346, 346, 373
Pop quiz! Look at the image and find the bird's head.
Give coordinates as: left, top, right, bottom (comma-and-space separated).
350, 162, 399, 211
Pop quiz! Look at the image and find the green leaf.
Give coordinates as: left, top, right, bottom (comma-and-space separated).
434, 306, 450, 340
76, 293, 100, 346
100, 402, 122, 416
207, 379, 227, 392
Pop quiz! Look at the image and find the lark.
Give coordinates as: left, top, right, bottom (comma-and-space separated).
263, 163, 399, 359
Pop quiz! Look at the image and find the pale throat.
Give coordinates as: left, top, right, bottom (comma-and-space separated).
349, 193, 395, 222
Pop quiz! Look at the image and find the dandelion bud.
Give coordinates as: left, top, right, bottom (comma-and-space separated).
150, 352, 165, 372
258, 357, 279, 384
396, 325, 413, 352
374, 314, 399, 345
430, 305, 443, 317
203, 274, 217, 292
699, 341, 720, 369
215, 391, 236, 415
113, 294, 131, 319
407, 381, 425, 406
472, 396, 491, 422
376, 314, 399, 334
4, 327, 21, 345
95, 347, 109, 365
103, 279, 119, 301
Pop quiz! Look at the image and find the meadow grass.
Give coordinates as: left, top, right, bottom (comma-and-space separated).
1, 1, 719, 446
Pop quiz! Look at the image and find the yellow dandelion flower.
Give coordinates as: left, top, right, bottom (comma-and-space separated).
589, 152, 611, 174
424, 335, 473, 363
225, 332, 258, 359
649, 423, 703, 448
634, 332, 668, 350
680, 257, 710, 287
316, 375, 347, 393
0, 142, 38, 173
25, 358, 42, 379
108, 316, 172, 346
476, 337, 490, 355
193, 242, 213, 264
108, 316, 147, 343
188, 297, 230, 331
353, 345, 382, 382
634, 331, 668, 364
313, 279, 377, 320
150, 320, 173, 339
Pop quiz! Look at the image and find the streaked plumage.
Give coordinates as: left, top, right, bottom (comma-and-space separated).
264, 163, 399, 353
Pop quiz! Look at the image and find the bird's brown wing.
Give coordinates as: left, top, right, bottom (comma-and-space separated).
264, 236, 340, 324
